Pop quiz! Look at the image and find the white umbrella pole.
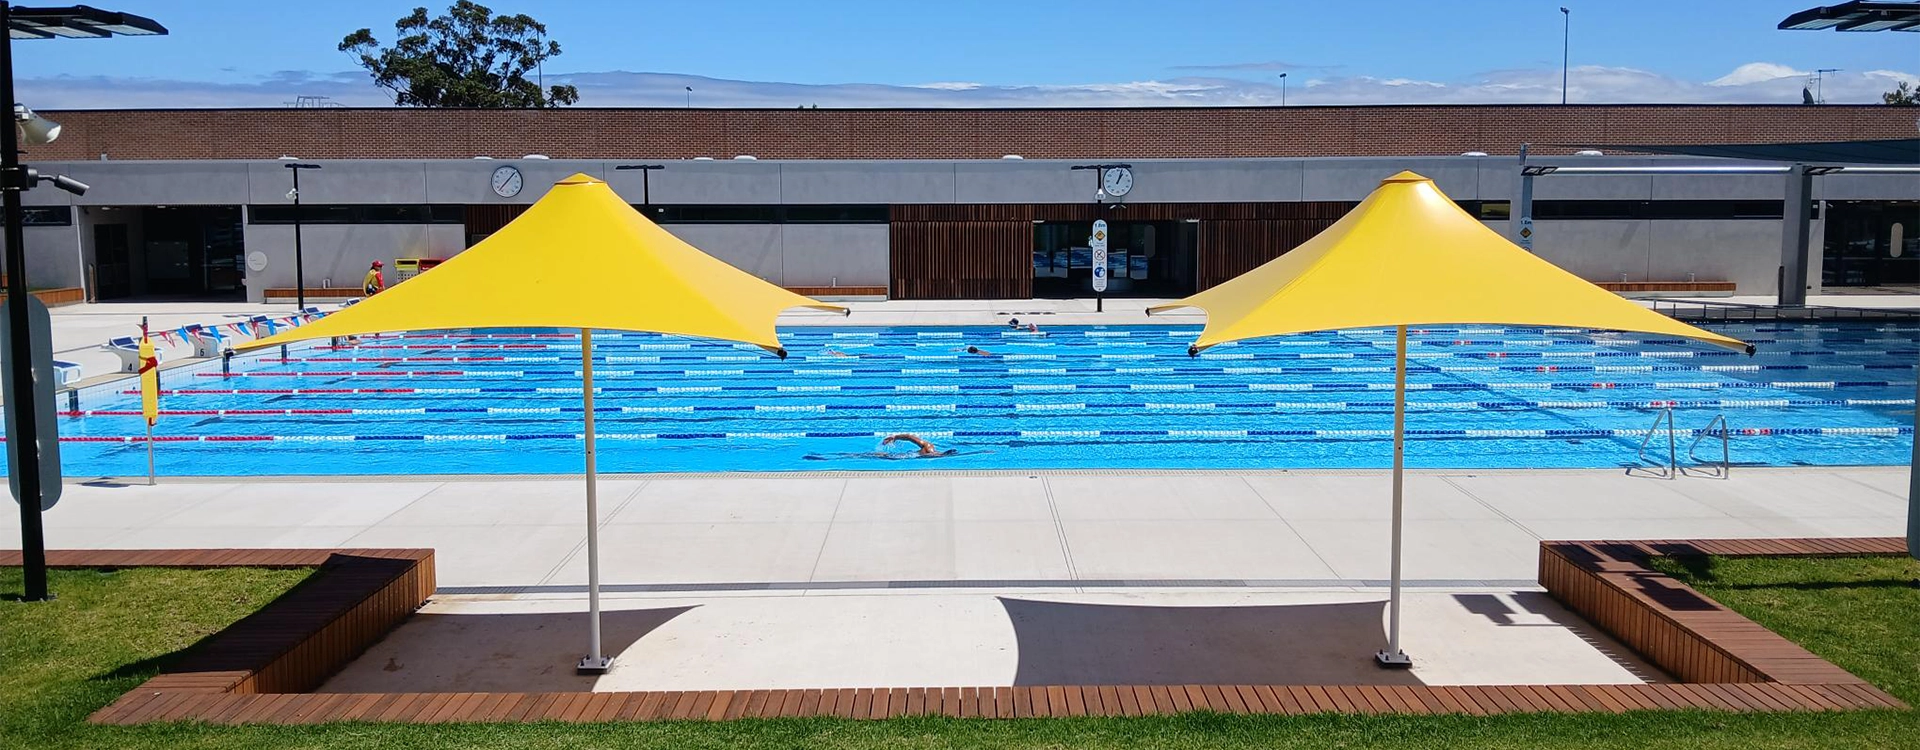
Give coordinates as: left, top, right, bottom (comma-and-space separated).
1376, 324, 1413, 668
577, 328, 612, 674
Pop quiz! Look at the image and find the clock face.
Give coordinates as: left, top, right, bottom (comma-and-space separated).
1102, 167, 1134, 197
491, 165, 524, 198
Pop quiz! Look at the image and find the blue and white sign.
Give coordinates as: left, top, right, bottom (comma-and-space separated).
1090, 219, 1109, 293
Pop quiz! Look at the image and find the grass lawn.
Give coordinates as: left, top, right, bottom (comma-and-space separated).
1, 558, 1916, 750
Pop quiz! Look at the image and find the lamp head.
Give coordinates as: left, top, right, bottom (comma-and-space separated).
14, 105, 61, 146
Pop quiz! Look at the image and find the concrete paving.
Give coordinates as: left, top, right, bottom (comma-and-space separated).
15, 467, 1906, 589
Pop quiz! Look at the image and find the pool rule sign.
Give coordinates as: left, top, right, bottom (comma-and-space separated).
1091, 219, 1109, 311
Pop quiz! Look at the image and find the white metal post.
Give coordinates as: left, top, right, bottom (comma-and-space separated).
145, 422, 155, 486
577, 328, 612, 673
1376, 324, 1413, 668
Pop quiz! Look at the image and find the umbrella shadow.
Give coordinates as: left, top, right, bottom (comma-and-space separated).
1000, 597, 1423, 686
317, 605, 695, 693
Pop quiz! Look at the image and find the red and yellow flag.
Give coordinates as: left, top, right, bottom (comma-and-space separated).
138, 332, 158, 427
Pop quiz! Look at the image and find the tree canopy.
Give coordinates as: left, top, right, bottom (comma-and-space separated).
340, 1, 579, 108
1885, 81, 1918, 106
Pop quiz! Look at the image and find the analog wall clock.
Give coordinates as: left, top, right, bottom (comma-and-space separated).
491, 165, 524, 198
1102, 166, 1134, 198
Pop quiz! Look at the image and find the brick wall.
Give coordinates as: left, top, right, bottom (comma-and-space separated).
29, 105, 1917, 162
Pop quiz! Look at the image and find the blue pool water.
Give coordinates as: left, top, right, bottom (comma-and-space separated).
43, 322, 1920, 476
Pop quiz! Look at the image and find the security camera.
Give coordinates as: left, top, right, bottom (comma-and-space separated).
46, 174, 87, 195
286, 187, 299, 201
17, 167, 88, 195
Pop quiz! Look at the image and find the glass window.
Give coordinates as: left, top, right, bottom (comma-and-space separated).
783, 205, 888, 223
644, 205, 779, 223
357, 205, 431, 223
0, 206, 73, 226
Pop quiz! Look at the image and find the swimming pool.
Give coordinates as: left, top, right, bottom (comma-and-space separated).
45, 321, 1920, 476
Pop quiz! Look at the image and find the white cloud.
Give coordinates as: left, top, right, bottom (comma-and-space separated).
18, 62, 1920, 110
1709, 62, 1807, 87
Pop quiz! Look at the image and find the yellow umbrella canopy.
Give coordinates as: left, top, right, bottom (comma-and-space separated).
239, 172, 845, 675
244, 172, 845, 354
1148, 171, 1748, 669
1148, 171, 1749, 354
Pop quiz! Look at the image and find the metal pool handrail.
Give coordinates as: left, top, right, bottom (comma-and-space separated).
1685, 414, 1732, 479
1635, 406, 1677, 479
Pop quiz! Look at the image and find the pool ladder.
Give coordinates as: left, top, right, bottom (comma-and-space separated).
1634, 407, 1732, 479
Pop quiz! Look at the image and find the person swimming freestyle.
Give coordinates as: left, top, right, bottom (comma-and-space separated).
880, 433, 956, 457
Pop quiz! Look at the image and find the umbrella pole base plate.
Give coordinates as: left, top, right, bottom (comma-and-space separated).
577, 656, 614, 675
1373, 650, 1414, 669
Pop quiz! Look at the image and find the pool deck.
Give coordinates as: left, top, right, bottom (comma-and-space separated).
19, 467, 1907, 589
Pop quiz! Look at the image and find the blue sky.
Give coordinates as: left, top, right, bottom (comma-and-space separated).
12, 1, 1918, 108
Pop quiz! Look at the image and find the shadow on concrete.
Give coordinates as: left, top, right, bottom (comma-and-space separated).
1452, 591, 1669, 683
317, 605, 695, 693
1000, 597, 1422, 686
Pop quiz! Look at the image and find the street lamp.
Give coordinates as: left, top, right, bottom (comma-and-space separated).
615, 163, 663, 206
283, 162, 321, 309
2, 3, 166, 603
1559, 7, 1571, 105
684, 86, 692, 108
1278, 72, 1288, 106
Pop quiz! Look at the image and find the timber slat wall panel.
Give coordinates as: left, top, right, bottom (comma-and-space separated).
888, 221, 1031, 300
888, 202, 1355, 300
892, 202, 1354, 223
1196, 217, 1344, 291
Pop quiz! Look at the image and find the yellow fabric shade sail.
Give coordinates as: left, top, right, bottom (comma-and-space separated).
244, 173, 846, 353
237, 172, 845, 674
1147, 171, 1748, 353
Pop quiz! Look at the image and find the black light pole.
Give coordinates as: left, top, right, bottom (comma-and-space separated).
0, 3, 165, 602
1278, 72, 1288, 106
284, 163, 321, 309
615, 164, 663, 205
0, 1, 44, 602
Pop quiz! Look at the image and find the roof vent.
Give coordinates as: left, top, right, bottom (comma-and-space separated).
522, 154, 551, 160
1002, 154, 1024, 160
472, 156, 494, 160
693, 156, 715, 161
733, 154, 758, 160
1461, 151, 1489, 157
1574, 149, 1604, 157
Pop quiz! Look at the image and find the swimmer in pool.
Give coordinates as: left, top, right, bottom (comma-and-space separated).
823, 347, 859, 358
881, 433, 957, 457
964, 345, 994, 356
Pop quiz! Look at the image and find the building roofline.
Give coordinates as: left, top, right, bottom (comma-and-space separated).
36, 103, 1904, 115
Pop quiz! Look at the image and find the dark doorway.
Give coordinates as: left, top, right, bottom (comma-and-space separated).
91, 223, 132, 300
137, 206, 245, 299
1823, 200, 1920, 288
1032, 219, 1195, 298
